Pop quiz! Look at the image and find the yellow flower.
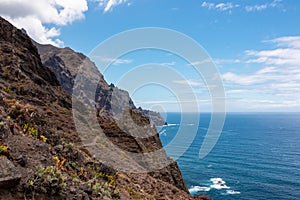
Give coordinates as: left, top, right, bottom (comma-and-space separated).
40, 135, 47, 143
53, 156, 60, 165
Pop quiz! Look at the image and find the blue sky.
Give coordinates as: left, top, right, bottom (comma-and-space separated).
1, 0, 300, 112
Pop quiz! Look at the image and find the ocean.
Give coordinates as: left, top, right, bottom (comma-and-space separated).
158, 113, 300, 200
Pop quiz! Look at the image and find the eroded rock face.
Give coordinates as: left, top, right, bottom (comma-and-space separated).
0, 158, 21, 188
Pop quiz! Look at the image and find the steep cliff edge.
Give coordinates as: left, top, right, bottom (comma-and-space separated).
0, 17, 210, 200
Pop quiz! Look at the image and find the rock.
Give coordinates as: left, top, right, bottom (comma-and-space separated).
40, 186, 47, 194
15, 155, 26, 167
54, 144, 64, 152
70, 186, 77, 194
136, 107, 167, 126
82, 192, 89, 200
0, 157, 22, 188
80, 184, 92, 195
194, 194, 212, 200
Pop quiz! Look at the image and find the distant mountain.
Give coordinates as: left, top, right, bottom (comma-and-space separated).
33, 41, 167, 126
0, 16, 209, 200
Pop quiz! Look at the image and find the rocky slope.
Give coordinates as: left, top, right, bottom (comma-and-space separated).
0, 17, 209, 200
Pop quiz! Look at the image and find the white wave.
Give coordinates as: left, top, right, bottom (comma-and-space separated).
210, 178, 230, 190
159, 129, 167, 136
189, 186, 211, 193
226, 190, 241, 195
211, 184, 230, 190
167, 123, 179, 126
210, 178, 225, 184
190, 178, 240, 196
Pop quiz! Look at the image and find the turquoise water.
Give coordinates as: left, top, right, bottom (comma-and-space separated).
158, 113, 300, 200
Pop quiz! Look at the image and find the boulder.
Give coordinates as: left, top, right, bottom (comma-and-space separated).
0, 157, 21, 188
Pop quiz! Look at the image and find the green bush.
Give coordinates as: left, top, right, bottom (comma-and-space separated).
23, 123, 38, 137
0, 145, 8, 154
37, 166, 67, 194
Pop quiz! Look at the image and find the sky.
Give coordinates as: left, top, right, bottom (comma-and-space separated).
1, 0, 300, 112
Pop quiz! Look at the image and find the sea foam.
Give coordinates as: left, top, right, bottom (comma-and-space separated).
210, 178, 230, 189
189, 186, 211, 194
226, 190, 241, 195
189, 177, 240, 196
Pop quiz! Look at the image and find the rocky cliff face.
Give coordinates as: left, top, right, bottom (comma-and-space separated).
34, 42, 167, 126
34, 37, 186, 191
0, 17, 210, 200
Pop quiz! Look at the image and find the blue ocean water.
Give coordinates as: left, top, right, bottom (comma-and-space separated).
158, 113, 300, 200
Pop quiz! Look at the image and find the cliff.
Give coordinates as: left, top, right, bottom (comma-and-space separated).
0, 16, 209, 200
33, 41, 167, 126
33, 39, 184, 191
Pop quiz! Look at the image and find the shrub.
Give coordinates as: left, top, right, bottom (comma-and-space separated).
0, 144, 8, 155
126, 187, 141, 199
37, 166, 67, 194
23, 123, 38, 137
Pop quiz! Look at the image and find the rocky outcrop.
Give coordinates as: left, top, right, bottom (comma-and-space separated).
136, 107, 167, 126
0, 16, 209, 200
0, 158, 21, 188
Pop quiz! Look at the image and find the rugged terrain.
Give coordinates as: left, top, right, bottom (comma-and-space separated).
0, 17, 209, 200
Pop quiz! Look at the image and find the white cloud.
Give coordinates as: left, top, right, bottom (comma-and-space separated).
201, 2, 215, 10
245, 0, 281, 12
222, 66, 278, 85
215, 2, 238, 11
246, 49, 300, 66
100, 57, 133, 65
201, 0, 283, 13
201, 1, 239, 12
0, 0, 88, 46
223, 35, 300, 111
160, 61, 176, 66
173, 80, 203, 86
245, 4, 268, 12
245, 36, 300, 66
214, 59, 241, 65
3, 16, 64, 46
173, 79, 202, 87
223, 65, 300, 86
187, 59, 212, 66
95, 0, 129, 13
265, 36, 300, 48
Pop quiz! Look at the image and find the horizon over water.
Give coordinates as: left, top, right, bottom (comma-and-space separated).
158, 112, 300, 200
